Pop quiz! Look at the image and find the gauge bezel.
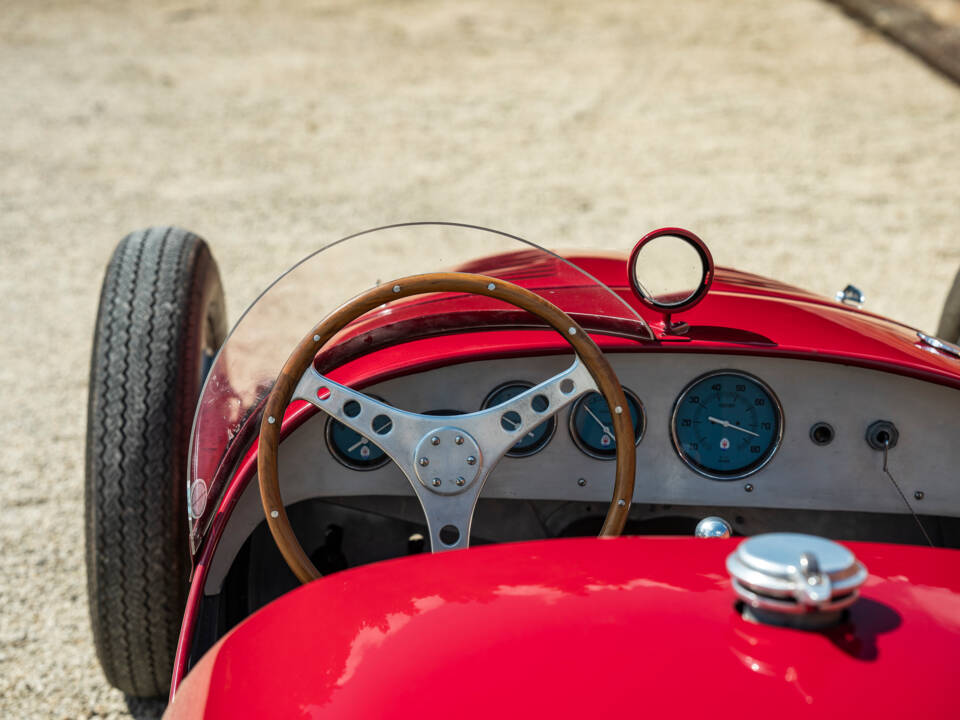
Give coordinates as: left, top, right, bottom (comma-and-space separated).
568, 387, 646, 461
324, 394, 392, 471
670, 370, 783, 481
481, 381, 557, 458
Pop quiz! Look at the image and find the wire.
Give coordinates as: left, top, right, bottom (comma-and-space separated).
881, 440, 934, 547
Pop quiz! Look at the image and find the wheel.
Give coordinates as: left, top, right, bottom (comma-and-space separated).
85, 227, 226, 698
936, 265, 960, 342
258, 272, 635, 583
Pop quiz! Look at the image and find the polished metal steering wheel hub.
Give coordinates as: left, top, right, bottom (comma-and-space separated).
414, 427, 482, 495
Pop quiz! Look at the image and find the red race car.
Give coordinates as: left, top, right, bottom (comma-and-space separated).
85, 223, 960, 718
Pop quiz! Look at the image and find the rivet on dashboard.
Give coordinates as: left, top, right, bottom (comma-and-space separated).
430, 436, 440, 446
914, 491, 925, 500
418, 457, 430, 467
456, 477, 466, 486
454, 436, 464, 445
577, 478, 587, 487
466, 455, 476, 465
744, 483, 754, 493
432, 478, 442, 487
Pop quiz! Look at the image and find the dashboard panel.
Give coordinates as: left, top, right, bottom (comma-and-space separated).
207, 352, 960, 591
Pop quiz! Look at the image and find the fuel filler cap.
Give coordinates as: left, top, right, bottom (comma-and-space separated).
726, 533, 867, 628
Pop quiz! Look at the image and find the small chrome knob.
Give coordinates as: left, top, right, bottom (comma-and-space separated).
695, 516, 732, 538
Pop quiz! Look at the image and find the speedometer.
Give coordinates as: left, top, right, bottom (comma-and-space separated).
671, 371, 782, 480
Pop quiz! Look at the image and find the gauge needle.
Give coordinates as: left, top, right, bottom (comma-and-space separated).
707, 416, 760, 437
348, 437, 369, 452
584, 406, 616, 440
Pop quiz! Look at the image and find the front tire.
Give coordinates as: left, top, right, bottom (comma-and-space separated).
85, 227, 226, 698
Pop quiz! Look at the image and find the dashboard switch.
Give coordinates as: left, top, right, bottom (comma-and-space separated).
866, 420, 899, 450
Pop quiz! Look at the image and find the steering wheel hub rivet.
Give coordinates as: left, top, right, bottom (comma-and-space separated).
456, 477, 466, 486
432, 478, 442, 487
466, 455, 476, 465
454, 436, 464, 445
430, 436, 440, 446
418, 457, 430, 467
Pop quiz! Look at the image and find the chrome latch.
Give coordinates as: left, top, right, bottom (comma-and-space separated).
835, 284, 865, 307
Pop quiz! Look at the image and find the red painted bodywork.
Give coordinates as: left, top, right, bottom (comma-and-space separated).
167, 537, 960, 718
171, 245, 960, 712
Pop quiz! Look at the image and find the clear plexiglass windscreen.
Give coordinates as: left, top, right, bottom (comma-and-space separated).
187, 223, 651, 549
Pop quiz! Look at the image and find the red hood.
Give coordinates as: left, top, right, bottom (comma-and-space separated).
169, 536, 959, 718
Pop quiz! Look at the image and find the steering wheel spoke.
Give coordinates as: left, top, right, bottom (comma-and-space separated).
292, 367, 436, 469
454, 357, 596, 463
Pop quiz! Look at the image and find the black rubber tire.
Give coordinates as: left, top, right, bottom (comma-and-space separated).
936, 265, 960, 342
85, 227, 227, 698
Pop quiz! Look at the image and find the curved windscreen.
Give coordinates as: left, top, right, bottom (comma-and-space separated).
187, 222, 652, 553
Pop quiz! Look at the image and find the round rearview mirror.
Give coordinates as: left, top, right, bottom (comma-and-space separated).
628, 228, 714, 314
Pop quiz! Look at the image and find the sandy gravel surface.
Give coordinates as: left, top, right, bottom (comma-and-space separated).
1, 1, 958, 717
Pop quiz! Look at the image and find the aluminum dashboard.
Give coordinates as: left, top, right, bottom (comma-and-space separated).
206, 352, 960, 591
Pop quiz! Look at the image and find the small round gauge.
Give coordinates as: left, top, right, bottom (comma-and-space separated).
482, 382, 557, 457
325, 395, 392, 471
671, 371, 782, 480
569, 388, 645, 460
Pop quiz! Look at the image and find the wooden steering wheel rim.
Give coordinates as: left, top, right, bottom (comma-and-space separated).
258, 272, 636, 583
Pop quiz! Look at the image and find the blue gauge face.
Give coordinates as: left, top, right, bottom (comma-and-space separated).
483, 383, 556, 457
569, 389, 644, 459
326, 396, 391, 470
672, 372, 781, 479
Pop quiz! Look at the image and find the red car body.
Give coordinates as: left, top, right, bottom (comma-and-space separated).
166, 242, 960, 717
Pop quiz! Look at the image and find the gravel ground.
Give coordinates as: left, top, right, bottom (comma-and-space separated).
1, 1, 959, 717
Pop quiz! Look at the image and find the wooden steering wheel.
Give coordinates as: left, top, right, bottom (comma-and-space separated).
258, 273, 636, 583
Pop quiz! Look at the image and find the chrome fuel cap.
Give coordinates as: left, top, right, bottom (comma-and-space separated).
727, 533, 867, 627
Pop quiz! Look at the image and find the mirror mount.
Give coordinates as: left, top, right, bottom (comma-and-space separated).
628, 227, 714, 338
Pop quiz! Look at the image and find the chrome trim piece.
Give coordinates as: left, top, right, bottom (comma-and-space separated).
481, 381, 557, 458
835, 284, 865, 307
917, 331, 960, 358
669, 370, 784, 481
568, 387, 645, 461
